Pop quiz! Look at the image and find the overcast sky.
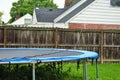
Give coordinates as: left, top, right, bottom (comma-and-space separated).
0, 0, 65, 23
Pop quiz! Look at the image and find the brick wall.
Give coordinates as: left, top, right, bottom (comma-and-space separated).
69, 23, 120, 29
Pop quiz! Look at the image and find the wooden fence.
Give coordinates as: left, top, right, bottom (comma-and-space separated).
0, 25, 120, 63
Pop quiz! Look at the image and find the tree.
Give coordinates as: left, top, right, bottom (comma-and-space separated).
0, 11, 3, 25
8, 0, 57, 23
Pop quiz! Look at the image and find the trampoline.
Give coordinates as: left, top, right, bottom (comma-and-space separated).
0, 48, 99, 80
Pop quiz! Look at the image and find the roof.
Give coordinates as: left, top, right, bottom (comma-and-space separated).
35, 8, 64, 22
35, 0, 95, 23
11, 13, 32, 25
58, 0, 95, 22
0, 48, 98, 63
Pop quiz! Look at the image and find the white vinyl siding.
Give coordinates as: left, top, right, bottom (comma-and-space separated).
11, 14, 32, 25
70, 0, 120, 25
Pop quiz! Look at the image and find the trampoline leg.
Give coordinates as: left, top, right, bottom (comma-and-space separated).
32, 62, 36, 80
83, 59, 88, 80
96, 59, 99, 80
9, 62, 11, 80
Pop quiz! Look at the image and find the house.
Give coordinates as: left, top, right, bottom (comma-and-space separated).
32, 0, 120, 29
11, 13, 32, 25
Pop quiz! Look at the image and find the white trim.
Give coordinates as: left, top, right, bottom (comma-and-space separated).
32, 10, 37, 24
31, 22, 53, 27
67, 0, 96, 23
70, 21, 120, 25
28, 22, 68, 28
54, 0, 87, 23
35, 22, 53, 24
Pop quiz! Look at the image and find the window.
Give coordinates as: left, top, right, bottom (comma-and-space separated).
24, 18, 31, 25
110, 0, 120, 7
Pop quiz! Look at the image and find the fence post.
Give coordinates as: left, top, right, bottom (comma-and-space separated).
3, 25, 7, 48
55, 28, 58, 48
100, 31, 104, 63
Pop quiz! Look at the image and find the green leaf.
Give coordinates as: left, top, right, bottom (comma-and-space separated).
8, 0, 57, 23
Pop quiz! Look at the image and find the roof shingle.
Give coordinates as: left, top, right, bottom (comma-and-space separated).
35, 0, 95, 23
35, 8, 64, 22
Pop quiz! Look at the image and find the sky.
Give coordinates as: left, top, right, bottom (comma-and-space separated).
0, 0, 65, 23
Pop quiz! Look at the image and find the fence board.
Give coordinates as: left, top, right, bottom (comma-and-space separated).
0, 25, 120, 63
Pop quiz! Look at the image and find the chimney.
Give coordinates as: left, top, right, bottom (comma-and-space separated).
16, 12, 20, 20
65, 0, 71, 7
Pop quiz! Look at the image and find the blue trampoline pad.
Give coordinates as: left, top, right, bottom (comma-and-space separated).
0, 48, 98, 64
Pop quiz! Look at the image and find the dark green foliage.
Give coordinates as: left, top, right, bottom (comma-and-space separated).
0, 64, 32, 80
0, 11, 3, 25
8, 0, 57, 23
0, 63, 65, 80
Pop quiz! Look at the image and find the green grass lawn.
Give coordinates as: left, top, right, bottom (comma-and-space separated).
61, 63, 120, 80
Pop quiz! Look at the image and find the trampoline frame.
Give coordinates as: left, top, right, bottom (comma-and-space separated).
0, 48, 99, 80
